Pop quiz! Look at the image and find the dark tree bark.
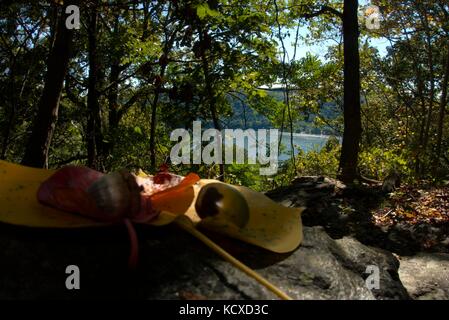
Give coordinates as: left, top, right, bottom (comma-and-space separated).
1, 57, 16, 160
148, 3, 177, 171
86, 2, 104, 170
299, 3, 360, 183
107, 13, 121, 137
1, 14, 18, 160
106, 53, 120, 162
338, 0, 362, 184
21, 3, 76, 168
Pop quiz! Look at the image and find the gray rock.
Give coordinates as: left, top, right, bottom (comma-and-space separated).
399, 253, 449, 300
0, 222, 408, 300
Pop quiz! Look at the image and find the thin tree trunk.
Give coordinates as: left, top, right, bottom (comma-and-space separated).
198, 27, 224, 180
415, 79, 427, 174
149, 63, 166, 171
21, 3, 76, 168
142, 0, 150, 39
433, 44, 449, 170
1, 15, 18, 160
338, 0, 362, 184
420, 5, 436, 173
105, 14, 121, 165
1, 58, 16, 159
148, 6, 177, 171
86, 2, 104, 170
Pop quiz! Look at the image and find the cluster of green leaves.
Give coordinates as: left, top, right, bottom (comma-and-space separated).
358, 147, 412, 182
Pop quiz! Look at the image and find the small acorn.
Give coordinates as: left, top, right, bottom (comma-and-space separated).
87, 170, 143, 218
195, 182, 250, 229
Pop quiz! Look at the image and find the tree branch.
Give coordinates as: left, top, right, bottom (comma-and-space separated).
49, 154, 87, 167
117, 88, 150, 120
300, 5, 343, 20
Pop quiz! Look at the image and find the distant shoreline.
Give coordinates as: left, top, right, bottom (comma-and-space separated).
280, 132, 341, 139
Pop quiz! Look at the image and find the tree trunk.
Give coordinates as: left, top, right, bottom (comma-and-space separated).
21, 3, 75, 168
199, 28, 224, 181
338, 0, 362, 184
148, 10, 177, 171
1, 58, 16, 160
86, 3, 104, 170
433, 44, 449, 171
104, 14, 121, 167
149, 72, 164, 171
419, 4, 436, 174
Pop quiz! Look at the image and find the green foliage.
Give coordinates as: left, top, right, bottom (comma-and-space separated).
294, 136, 341, 178
196, 3, 221, 20
358, 146, 418, 183
1, 0, 448, 190
225, 163, 265, 191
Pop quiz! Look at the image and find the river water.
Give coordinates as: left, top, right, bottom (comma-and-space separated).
278, 133, 332, 161
230, 132, 334, 162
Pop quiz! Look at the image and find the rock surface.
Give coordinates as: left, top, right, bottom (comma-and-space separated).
3, 175, 448, 299
267, 176, 449, 255
399, 253, 449, 300
267, 176, 449, 300
0, 222, 409, 299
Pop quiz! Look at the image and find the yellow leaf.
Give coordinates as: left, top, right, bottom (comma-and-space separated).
182, 179, 304, 253
0, 161, 304, 253
0, 160, 104, 228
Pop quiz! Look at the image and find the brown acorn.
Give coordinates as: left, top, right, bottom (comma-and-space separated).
86, 170, 143, 218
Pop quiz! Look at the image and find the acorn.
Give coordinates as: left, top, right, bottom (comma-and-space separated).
86, 170, 143, 218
